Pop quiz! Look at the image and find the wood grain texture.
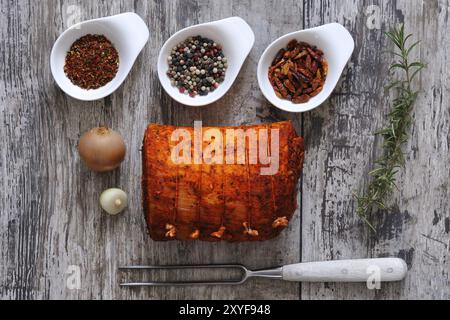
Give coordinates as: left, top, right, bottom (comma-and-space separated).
0, 0, 448, 300
301, 0, 450, 300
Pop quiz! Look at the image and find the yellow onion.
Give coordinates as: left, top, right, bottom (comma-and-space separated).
78, 127, 126, 172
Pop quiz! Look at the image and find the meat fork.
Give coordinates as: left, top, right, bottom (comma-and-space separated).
119, 258, 407, 287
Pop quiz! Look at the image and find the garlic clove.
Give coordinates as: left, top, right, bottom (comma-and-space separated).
100, 188, 128, 215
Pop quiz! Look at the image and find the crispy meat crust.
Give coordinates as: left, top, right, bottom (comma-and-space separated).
142, 121, 304, 242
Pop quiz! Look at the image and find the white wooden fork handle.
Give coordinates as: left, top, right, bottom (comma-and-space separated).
282, 258, 407, 282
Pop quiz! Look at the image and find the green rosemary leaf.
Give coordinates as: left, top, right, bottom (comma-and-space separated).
406, 40, 421, 55
388, 51, 406, 59
408, 62, 425, 69
385, 32, 401, 49
355, 25, 424, 231
369, 167, 386, 176
403, 33, 413, 44
384, 80, 408, 92
389, 63, 408, 71
410, 66, 425, 80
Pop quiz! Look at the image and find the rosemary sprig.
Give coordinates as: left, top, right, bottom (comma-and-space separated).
356, 25, 424, 231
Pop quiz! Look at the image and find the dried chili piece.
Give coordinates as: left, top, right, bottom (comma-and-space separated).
293, 94, 310, 104
272, 48, 286, 65
287, 39, 298, 50
267, 39, 327, 104
274, 77, 289, 98
283, 79, 296, 93
64, 34, 119, 90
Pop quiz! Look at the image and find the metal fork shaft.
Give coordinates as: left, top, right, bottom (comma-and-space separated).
120, 280, 243, 287
247, 267, 283, 280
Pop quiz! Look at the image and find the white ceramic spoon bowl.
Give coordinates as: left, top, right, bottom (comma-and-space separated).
257, 23, 354, 113
50, 12, 149, 101
158, 17, 255, 107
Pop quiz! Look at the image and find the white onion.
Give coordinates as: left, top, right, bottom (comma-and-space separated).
100, 188, 128, 215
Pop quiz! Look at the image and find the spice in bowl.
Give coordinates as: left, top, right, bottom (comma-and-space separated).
64, 34, 119, 90
268, 40, 328, 104
166, 36, 227, 97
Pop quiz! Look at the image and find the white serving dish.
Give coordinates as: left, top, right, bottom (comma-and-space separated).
50, 12, 149, 101
157, 17, 255, 107
257, 23, 355, 113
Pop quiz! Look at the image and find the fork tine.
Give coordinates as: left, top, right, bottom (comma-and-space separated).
119, 264, 248, 287
120, 280, 244, 287
119, 264, 246, 270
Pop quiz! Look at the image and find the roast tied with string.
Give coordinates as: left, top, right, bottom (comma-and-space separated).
142, 121, 304, 242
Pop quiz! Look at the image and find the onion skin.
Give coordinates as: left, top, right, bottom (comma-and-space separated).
78, 127, 126, 172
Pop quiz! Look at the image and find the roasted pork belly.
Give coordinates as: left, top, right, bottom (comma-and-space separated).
142, 121, 304, 242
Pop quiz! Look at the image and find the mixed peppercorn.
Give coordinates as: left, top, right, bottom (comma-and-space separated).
269, 39, 328, 104
167, 36, 227, 97
64, 34, 119, 90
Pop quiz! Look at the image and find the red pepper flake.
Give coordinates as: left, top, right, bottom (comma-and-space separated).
64, 34, 119, 90
268, 40, 327, 104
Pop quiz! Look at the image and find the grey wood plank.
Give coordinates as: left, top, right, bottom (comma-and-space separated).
301, 0, 450, 300
133, 0, 303, 301
0, 0, 303, 300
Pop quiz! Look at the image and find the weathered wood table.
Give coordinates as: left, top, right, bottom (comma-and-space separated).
1, 0, 449, 300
